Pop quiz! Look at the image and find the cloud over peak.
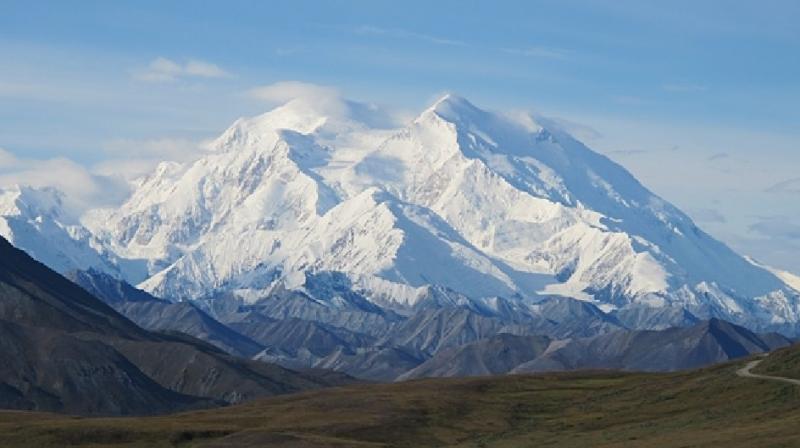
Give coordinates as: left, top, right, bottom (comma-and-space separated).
246, 81, 404, 129
248, 81, 340, 105
688, 207, 727, 224
0, 148, 129, 214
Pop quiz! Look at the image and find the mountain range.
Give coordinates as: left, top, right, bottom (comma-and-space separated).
65, 260, 792, 383
1, 94, 799, 388
0, 234, 790, 417
4, 339, 800, 447
0, 236, 350, 416
1, 94, 798, 337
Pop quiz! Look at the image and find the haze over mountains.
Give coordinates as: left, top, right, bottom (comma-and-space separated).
0, 94, 799, 386
2, 95, 798, 329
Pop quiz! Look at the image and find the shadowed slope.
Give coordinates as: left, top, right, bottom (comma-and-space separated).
0, 237, 354, 416
70, 269, 264, 357
514, 318, 791, 373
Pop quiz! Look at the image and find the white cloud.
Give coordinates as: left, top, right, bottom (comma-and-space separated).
548, 110, 800, 272
0, 148, 18, 167
134, 57, 230, 82
102, 137, 209, 161
501, 46, 569, 60
0, 148, 129, 213
247, 81, 350, 120
248, 81, 340, 105
95, 137, 212, 180
541, 117, 603, 142
247, 81, 406, 129
183, 60, 228, 78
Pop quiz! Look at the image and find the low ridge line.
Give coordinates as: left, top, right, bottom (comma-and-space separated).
735, 354, 800, 386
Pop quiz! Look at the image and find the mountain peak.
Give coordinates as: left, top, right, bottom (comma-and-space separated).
431, 92, 470, 108
0, 185, 66, 220
3, 93, 800, 336
424, 93, 484, 123
213, 101, 330, 151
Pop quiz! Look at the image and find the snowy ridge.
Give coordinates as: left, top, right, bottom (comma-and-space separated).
0, 186, 119, 275
4, 94, 800, 334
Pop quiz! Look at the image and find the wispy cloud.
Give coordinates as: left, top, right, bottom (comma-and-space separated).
688, 207, 727, 223
603, 145, 680, 158
0, 136, 214, 212
608, 149, 649, 157
274, 46, 304, 56
749, 216, 800, 241
134, 57, 231, 82
246, 81, 404, 129
95, 137, 212, 180
248, 81, 339, 104
612, 95, 646, 106
354, 25, 574, 65
766, 177, 800, 194
543, 117, 603, 142
355, 25, 465, 46
662, 83, 708, 93
0, 148, 128, 212
102, 137, 205, 159
501, 46, 569, 60
707, 152, 730, 161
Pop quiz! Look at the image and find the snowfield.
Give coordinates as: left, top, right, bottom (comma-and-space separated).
2, 94, 799, 334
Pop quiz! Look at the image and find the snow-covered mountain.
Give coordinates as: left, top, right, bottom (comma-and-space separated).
2, 95, 799, 334
0, 186, 120, 275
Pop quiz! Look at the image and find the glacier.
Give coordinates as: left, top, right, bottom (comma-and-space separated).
2, 94, 799, 335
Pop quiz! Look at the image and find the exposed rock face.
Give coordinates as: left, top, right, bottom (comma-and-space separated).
0, 236, 352, 416
513, 319, 792, 373
2, 95, 798, 336
399, 334, 552, 380
69, 269, 264, 357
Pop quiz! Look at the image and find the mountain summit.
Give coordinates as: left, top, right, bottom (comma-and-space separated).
2, 95, 799, 334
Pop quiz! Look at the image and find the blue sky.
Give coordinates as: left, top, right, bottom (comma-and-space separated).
1, 0, 799, 273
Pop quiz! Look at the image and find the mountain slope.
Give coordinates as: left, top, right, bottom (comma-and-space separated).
0, 186, 119, 277
0, 234, 146, 338
311, 345, 425, 382
3, 95, 799, 335
0, 236, 351, 415
399, 333, 552, 380
3, 356, 800, 448
0, 236, 208, 415
0, 319, 205, 416
753, 342, 800, 378
233, 315, 374, 366
117, 301, 265, 357
513, 318, 791, 373
69, 270, 264, 357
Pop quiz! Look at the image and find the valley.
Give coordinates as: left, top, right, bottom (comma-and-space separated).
3, 4, 798, 447
0, 347, 798, 447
